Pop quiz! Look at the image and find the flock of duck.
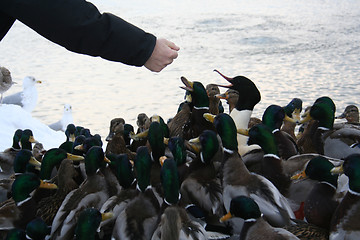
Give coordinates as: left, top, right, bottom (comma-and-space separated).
0, 69, 360, 240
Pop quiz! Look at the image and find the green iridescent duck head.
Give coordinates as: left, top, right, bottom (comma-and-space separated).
262, 105, 296, 131
220, 195, 261, 222
198, 130, 220, 164
212, 113, 238, 152
11, 172, 57, 205
13, 149, 41, 175
84, 146, 110, 176
74, 208, 113, 240
11, 129, 23, 150
248, 123, 278, 156
291, 156, 338, 188
283, 98, 302, 120
40, 148, 84, 180
180, 76, 209, 109
107, 153, 134, 189
167, 137, 187, 166
134, 146, 152, 192
20, 129, 36, 151
160, 157, 180, 205
25, 218, 51, 240
301, 96, 335, 130
331, 154, 360, 194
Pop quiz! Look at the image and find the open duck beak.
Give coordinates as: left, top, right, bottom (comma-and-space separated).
220, 212, 233, 222
299, 110, 312, 124
213, 69, 234, 88
180, 76, 194, 92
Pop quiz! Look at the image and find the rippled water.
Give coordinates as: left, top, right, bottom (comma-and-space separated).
1, 0, 359, 140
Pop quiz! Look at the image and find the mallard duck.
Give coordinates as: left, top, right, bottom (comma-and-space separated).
25, 217, 51, 240
0, 172, 57, 232
281, 98, 303, 140
205, 113, 295, 233
180, 130, 224, 217
2, 76, 41, 112
151, 157, 207, 240
0, 66, 15, 104
32, 142, 46, 162
168, 90, 193, 139
74, 208, 113, 240
298, 96, 360, 159
220, 195, 300, 239
336, 104, 359, 124
329, 154, 360, 239
59, 123, 77, 153
19, 129, 37, 151
0, 129, 23, 175
36, 159, 80, 225
206, 83, 224, 115
50, 146, 112, 239
261, 104, 299, 160
105, 118, 136, 160
13, 149, 41, 176
213, 69, 262, 157
98, 152, 138, 238
111, 146, 162, 240
291, 156, 339, 230
39, 147, 84, 181
246, 123, 292, 196
180, 76, 216, 140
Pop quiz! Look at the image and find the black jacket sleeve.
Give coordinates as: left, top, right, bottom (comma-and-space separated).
0, 0, 156, 66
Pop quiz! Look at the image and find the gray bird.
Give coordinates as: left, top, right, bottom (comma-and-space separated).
0, 66, 16, 104
2, 76, 41, 112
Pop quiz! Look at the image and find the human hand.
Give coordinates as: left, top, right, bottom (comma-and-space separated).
144, 38, 180, 72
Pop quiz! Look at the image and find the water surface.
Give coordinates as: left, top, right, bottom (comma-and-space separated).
1, 0, 359, 140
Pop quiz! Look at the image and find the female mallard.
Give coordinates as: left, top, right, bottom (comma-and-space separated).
336, 105, 359, 124
220, 195, 300, 240
329, 154, 360, 240
205, 113, 295, 233
50, 146, 112, 240
105, 118, 136, 160
206, 83, 223, 115
213, 69, 262, 157
291, 156, 339, 231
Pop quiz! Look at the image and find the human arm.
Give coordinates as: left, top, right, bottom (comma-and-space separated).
0, 0, 158, 66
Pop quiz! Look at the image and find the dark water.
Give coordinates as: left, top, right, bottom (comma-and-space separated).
1, 0, 359, 140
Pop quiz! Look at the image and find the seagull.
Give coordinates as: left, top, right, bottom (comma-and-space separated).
2, 76, 41, 112
0, 66, 16, 104
48, 104, 74, 131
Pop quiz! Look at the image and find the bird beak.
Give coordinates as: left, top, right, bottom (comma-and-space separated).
29, 136, 37, 143
66, 153, 84, 161
159, 156, 167, 167
284, 115, 297, 123
299, 110, 312, 124
163, 138, 169, 145
74, 144, 84, 151
188, 137, 201, 153
104, 156, 111, 163
213, 69, 234, 88
331, 165, 344, 174
203, 113, 216, 123
220, 212, 233, 222
291, 170, 307, 180
131, 130, 149, 140
292, 109, 301, 122
180, 76, 194, 92
69, 134, 76, 142
215, 92, 228, 100
29, 156, 41, 167
39, 180, 58, 189
101, 212, 114, 221
36, 80, 42, 84
237, 128, 249, 136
